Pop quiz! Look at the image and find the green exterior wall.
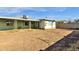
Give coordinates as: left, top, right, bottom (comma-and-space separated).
0, 19, 14, 30
31, 21, 39, 29
17, 20, 29, 29
0, 19, 39, 30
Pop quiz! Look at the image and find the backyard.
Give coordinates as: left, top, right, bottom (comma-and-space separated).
0, 29, 72, 51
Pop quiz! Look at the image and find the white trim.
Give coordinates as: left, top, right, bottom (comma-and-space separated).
0, 16, 39, 21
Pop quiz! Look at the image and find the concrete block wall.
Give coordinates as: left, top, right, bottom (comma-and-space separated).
56, 23, 79, 29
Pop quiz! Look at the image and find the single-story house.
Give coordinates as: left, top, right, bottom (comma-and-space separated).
0, 17, 56, 30
39, 19, 56, 29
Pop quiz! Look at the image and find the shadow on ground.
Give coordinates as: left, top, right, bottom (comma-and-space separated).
42, 30, 79, 51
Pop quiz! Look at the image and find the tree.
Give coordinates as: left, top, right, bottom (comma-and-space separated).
22, 15, 27, 19
74, 19, 79, 23
68, 20, 72, 23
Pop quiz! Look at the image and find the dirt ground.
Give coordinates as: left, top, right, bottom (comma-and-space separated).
0, 29, 72, 51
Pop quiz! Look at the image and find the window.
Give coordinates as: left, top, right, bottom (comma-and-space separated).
6, 20, 13, 26
6, 22, 10, 26
25, 22, 29, 26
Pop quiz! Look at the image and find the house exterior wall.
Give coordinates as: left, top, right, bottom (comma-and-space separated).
17, 20, 29, 29
0, 19, 30, 30
52, 22, 56, 29
0, 18, 56, 30
44, 21, 53, 29
39, 20, 56, 29
39, 20, 45, 29
44, 21, 56, 29
56, 23, 79, 29
0, 19, 14, 30
0, 19, 39, 30
31, 21, 39, 29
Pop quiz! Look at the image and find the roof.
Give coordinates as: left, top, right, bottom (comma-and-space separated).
0, 17, 56, 22
0, 17, 39, 21
39, 19, 55, 22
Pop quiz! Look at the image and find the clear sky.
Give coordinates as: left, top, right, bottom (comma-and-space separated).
0, 7, 79, 20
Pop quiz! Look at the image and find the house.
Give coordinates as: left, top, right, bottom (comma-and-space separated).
0, 17, 56, 30
39, 19, 56, 29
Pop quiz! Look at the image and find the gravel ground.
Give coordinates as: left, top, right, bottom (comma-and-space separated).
45, 30, 79, 51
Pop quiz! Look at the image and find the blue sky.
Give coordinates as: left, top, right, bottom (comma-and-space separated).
0, 7, 79, 20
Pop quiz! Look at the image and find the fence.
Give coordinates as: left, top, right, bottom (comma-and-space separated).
56, 23, 79, 29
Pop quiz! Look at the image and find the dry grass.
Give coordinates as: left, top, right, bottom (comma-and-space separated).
0, 29, 72, 51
